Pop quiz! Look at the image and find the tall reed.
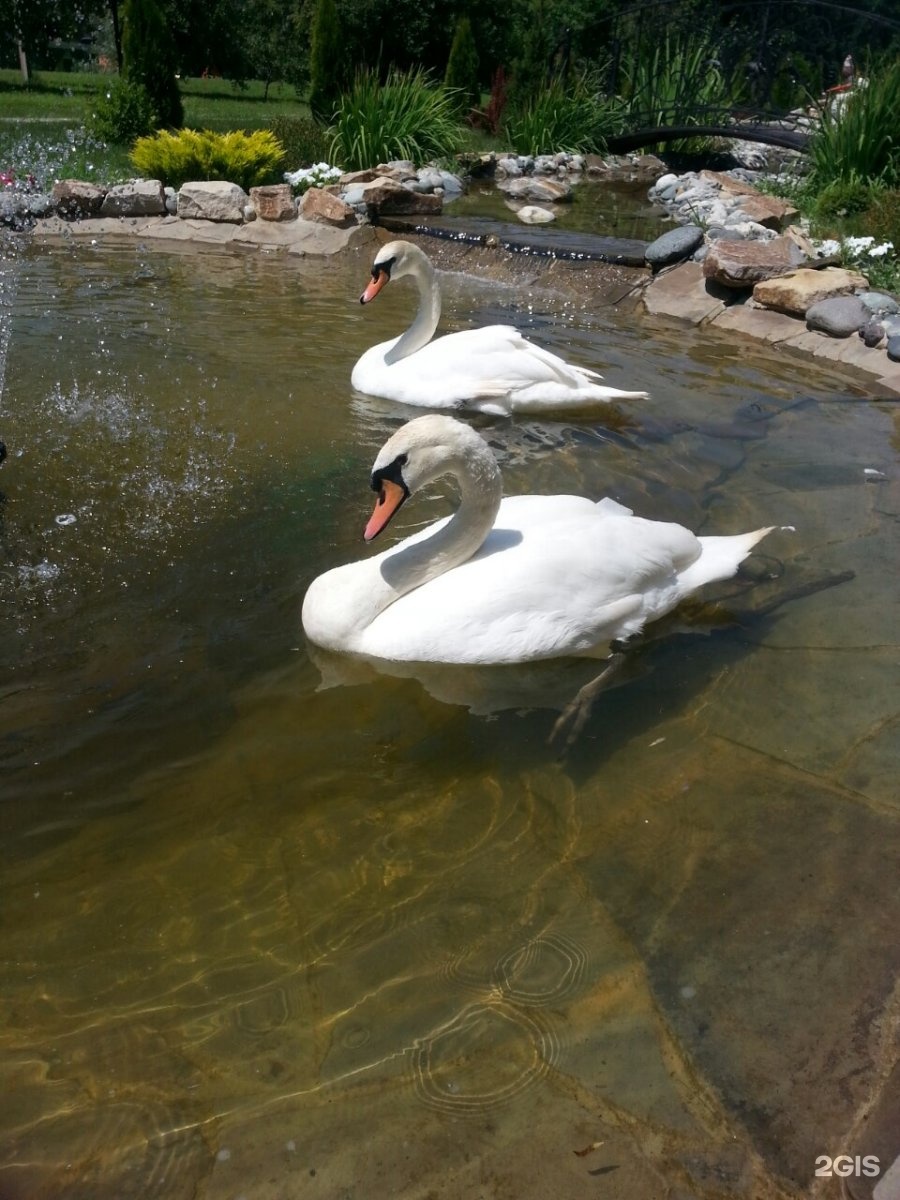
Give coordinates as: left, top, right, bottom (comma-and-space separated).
328, 68, 462, 171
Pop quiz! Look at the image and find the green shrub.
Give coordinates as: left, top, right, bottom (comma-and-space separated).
329, 68, 462, 171
130, 128, 285, 189
122, 0, 182, 129
503, 76, 621, 156
308, 0, 344, 122
863, 188, 900, 252
88, 75, 156, 144
814, 178, 874, 221
809, 60, 900, 189
444, 16, 480, 115
269, 115, 330, 169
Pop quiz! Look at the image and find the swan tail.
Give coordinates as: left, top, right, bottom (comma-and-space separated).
679, 525, 785, 591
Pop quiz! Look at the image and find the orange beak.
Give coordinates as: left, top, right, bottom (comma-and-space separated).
364, 478, 407, 541
360, 269, 390, 304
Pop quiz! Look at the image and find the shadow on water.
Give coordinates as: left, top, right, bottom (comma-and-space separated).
1, 234, 899, 1200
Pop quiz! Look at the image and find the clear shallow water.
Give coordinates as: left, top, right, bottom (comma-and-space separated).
1, 237, 899, 1199
448, 176, 669, 240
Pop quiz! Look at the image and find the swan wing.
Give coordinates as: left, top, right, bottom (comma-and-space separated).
352, 326, 646, 412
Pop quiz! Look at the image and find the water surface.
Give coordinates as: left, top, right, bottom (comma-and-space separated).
1, 237, 898, 1199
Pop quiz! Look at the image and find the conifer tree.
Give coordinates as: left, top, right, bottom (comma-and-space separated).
122, 0, 183, 130
444, 15, 481, 114
308, 0, 344, 123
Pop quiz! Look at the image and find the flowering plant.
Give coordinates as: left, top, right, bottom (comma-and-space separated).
284, 162, 342, 194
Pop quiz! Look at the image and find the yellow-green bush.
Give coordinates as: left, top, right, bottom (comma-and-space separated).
130, 128, 285, 190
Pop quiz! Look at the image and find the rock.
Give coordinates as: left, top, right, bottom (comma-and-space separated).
699, 170, 798, 229
497, 176, 572, 203
517, 205, 556, 224
249, 183, 296, 221
734, 192, 799, 230
858, 291, 900, 316
782, 224, 818, 258
339, 169, 380, 185
583, 154, 606, 174
753, 267, 870, 316
645, 225, 705, 270
495, 156, 522, 178
859, 318, 885, 348
805, 295, 869, 337
883, 315, 900, 338
99, 179, 166, 217
300, 187, 355, 226
177, 181, 248, 222
887, 334, 900, 361
342, 175, 440, 215
164, 187, 177, 215
52, 179, 106, 218
702, 236, 805, 289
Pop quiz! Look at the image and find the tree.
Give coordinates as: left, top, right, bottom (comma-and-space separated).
122, 0, 183, 128
308, 0, 344, 121
444, 15, 480, 113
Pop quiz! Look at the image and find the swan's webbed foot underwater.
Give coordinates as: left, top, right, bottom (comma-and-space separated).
548, 566, 856, 754
549, 651, 629, 753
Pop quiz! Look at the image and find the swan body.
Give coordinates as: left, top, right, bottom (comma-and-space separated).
301, 415, 778, 665
350, 240, 649, 417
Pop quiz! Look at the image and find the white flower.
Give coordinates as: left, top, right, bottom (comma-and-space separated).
816, 238, 841, 257
868, 241, 894, 258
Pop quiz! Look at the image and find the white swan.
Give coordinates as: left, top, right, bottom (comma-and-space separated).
350, 240, 649, 417
301, 415, 780, 665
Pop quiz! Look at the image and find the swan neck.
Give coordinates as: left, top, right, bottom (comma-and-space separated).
385, 252, 441, 364
380, 450, 502, 597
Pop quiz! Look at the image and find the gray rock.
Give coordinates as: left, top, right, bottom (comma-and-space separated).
881, 314, 900, 338
99, 179, 166, 217
164, 187, 177, 215
858, 291, 900, 316
177, 180, 248, 223
645, 224, 705, 269
706, 225, 745, 241
859, 318, 885, 348
887, 334, 900, 362
805, 296, 869, 337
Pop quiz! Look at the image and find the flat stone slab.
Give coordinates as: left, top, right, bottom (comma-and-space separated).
641, 260, 727, 324
376, 215, 650, 266
31, 213, 374, 257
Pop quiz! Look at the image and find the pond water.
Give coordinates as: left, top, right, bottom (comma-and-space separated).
1, 235, 899, 1200
449, 176, 669, 240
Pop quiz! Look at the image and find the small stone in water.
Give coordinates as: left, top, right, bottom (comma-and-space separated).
55, 513, 77, 526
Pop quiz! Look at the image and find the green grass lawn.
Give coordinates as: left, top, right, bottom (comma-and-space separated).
0, 70, 312, 128
0, 69, 317, 185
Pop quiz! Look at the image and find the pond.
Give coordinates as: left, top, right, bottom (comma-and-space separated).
1, 234, 899, 1200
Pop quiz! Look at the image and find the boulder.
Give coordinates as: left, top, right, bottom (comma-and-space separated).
805, 295, 869, 337
177, 181, 248, 223
497, 176, 572, 204
300, 187, 355, 226
753, 267, 869, 316
702, 236, 806, 289
348, 176, 442, 216
887, 334, 900, 361
52, 179, 106, 218
99, 179, 166, 217
645, 225, 705, 270
517, 205, 556, 224
339, 169, 381, 185
249, 184, 296, 221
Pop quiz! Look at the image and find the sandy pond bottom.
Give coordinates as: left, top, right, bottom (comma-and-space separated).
0, 236, 899, 1200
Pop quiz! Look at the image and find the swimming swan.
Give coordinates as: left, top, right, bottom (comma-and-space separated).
301, 415, 779, 665
350, 240, 649, 417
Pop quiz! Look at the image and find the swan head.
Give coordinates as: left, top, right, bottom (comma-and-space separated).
359, 240, 423, 304
364, 415, 495, 542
